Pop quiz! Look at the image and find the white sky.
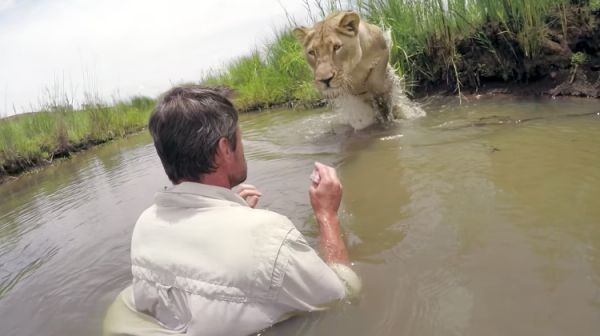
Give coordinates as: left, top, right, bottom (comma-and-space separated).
0, 0, 314, 116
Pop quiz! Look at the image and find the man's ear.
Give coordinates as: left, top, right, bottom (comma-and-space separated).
293, 27, 309, 43
215, 137, 232, 164
338, 11, 360, 36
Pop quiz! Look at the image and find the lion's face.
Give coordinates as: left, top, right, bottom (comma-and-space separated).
294, 12, 363, 98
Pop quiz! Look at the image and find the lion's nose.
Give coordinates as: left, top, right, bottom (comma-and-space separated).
319, 75, 334, 87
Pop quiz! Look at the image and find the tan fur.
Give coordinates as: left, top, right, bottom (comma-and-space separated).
294, 11, 423, 125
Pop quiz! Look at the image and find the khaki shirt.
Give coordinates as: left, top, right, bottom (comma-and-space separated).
104, 182, 360, 336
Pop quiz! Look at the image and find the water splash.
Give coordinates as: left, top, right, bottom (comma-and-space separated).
332, 68, 426, 130
333, 87, 426, 130
388, 68, 427, 120
333, 94, 377, 130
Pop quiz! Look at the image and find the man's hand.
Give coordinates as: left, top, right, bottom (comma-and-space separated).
237, 184, 261, 208
309, 162, 342, 221
309, 162, 349, 266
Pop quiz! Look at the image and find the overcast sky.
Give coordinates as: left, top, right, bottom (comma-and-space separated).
0, 0, 314, 116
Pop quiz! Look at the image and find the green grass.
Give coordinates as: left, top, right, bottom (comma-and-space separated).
357, 0, 581, 92
202, 30, 319, 111
0, 96, 154, 176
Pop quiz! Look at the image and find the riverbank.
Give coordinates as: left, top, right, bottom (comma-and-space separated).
0, 97, 155, 183
2, 1, 600, 183
0, 97, 328, 184
203, 0, 600, 103
406, 3, 600, 98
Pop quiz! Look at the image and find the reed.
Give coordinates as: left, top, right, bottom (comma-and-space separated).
358, 0, 578, 93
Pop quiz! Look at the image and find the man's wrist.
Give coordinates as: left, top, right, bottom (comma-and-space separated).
315, 211, 339, 226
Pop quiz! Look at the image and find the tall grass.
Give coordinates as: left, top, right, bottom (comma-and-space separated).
357, 0, 600, 91
202, 30, 319, 111
0, 96, 154, 176
358, 0, 576, 94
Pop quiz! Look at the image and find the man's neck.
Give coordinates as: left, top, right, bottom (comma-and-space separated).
197, 172, 231, 189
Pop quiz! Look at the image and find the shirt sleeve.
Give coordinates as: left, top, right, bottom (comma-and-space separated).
275, 228, 362, 312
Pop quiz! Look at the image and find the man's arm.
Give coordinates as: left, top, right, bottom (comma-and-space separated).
315, 210, 350, 265
273, 162, 358, 313
274, 224, 361, 313
309, 162, 350, 265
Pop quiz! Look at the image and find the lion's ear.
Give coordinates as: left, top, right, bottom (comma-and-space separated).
338, 12, 360, 36
293, 27, 309, 43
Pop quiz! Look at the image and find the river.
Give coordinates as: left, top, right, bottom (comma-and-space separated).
1, 96, 599, 336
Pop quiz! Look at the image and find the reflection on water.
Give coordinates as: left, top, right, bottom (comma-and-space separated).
1, 96, 599, 335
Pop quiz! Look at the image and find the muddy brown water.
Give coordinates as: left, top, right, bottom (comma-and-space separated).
1, 96, 599, 336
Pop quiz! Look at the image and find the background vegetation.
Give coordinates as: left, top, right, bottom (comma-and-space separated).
202, 30, 320, 111
359, 0, 600, 95
2, 0, 599, 180
0, 96, 154, 177
205, 0, 600, 102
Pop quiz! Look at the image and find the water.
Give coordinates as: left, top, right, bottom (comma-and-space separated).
1, 96, 599, 336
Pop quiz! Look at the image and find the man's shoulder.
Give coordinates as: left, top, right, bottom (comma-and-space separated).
135, 203, 297, 240
237, 207, 299, 240
244, 207, 294, 225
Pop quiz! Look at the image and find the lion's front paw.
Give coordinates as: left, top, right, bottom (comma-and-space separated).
372, 96, 393, 123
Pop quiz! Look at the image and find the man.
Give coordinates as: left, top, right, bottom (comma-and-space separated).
104, 85, 360, 336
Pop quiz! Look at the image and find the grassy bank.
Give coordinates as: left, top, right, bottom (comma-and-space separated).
360, 0, 600, 95
0, 97, 154, 179
205, 0, 600, 103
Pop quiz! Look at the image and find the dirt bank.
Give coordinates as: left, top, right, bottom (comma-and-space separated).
415, 6, 600, 98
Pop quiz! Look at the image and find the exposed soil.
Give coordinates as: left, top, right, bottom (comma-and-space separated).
414, 6, 600, 99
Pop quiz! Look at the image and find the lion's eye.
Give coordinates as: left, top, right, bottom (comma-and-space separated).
308, 50, 316, 57
333, 44, 342, 52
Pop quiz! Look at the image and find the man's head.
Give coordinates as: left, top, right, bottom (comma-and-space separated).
149, 85, 247, 187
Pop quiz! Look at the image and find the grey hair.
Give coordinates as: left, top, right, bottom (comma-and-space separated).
148, 85, 238, 183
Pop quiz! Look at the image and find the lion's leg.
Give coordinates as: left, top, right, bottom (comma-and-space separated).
372, 94, 393, 123
363, 61, 396, 123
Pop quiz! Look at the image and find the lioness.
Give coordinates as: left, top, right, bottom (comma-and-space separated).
294, 11, 424, 129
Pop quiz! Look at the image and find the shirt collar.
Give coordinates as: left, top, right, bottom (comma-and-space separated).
157, 181, 248, 207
